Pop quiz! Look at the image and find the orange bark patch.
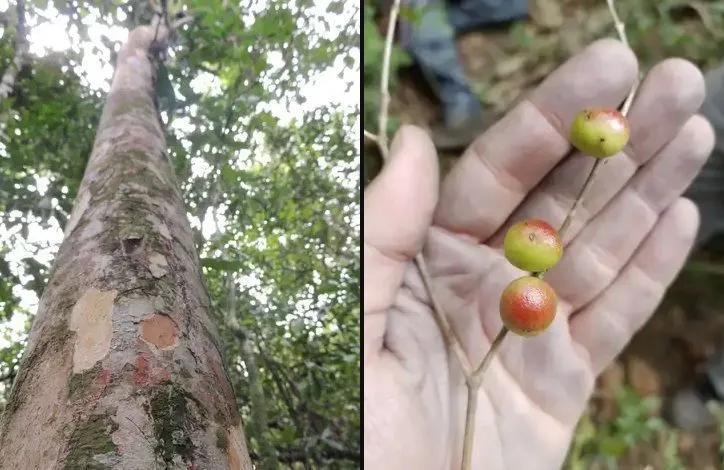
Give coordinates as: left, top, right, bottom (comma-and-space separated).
140, 313, 179, 350
69, 288, 117, 373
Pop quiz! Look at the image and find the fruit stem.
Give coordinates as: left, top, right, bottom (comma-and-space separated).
472, 326, 509, 379
461, 327, 508, 470
559, 0, 638, 239
608, 0, 639, 119
460, 384, 479, 470
416, 253, 473, 376
557, 158, 602, 238
375, 0, 401, 160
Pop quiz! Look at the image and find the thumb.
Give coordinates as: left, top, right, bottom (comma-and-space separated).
364, 125, 439, 355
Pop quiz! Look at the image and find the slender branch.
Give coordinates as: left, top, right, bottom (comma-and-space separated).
557, 159, 602, 238
458, 2, 639, 469
416, 253, 472, 376
607, 0, 639, 118
363, 129, 379, 143
376, 0, 400, 160
460, 327, 508, 470
370, 0, 471, 378
556, 0, 639, 241
471, 327, 508, 380
460, 385, 479, 469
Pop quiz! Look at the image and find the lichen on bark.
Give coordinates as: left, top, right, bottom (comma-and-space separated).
64, 414, 119, 469
67, 361, 103, 401
149, 381, 208, 465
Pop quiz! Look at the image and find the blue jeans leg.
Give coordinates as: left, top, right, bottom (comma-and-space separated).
399, 0, 479, 125
448, 0, 529, 32
399, 0, 529, 125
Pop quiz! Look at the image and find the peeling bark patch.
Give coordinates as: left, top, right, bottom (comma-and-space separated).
148, 252, 168, 277
64, 414, 119, 469
70, 289, 117, 373
140, 313, 179, 350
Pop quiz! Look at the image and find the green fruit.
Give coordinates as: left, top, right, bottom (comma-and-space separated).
569, 107, 630, 159
503, 219, 563, 273
499, 276, 557, 337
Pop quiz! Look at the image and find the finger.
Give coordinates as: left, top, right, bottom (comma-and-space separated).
570, 198, 699, 375
434, 39, 638, 241
488, 58, 706, 246
364, 126, 439, 357
546, 115, 714, 312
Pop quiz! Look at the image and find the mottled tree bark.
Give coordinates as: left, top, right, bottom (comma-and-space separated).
0, 21, 253, 470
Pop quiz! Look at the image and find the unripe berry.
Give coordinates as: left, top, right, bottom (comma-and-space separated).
503, 219, 562, 273
499, 276, 557, 336
569, 108, 630, 159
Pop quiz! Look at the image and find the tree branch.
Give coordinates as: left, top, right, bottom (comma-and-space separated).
0, 0, 28, 101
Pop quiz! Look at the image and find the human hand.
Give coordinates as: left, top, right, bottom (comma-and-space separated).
363, 39, 714, 470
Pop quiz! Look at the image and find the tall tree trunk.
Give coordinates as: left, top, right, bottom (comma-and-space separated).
0, 21, 253, 470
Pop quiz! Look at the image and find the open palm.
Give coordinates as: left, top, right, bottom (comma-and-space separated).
364, 39, 714, 470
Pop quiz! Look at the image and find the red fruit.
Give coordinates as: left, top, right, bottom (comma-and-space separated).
569, 107, 630, 159
499, 276, 557, 337
503, 219, 562, 273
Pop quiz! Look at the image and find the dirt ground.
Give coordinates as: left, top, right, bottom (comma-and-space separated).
365, 0, 724, 467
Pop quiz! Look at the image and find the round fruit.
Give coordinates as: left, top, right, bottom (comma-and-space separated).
503, 219, 562, 273
569, 107, 630, 159
499, 276, 557, 337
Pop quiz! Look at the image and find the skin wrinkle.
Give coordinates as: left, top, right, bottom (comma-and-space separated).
468, 100, 565, 197
385, 309, 429, 382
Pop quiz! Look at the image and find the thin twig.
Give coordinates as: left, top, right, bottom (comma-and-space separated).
472, 327, 509, 380
460, 385, 480, 469
370, 0, 472, 378
460, 327, 508, 470
416, 253, 472, 376
557, 159, 602, 238
607, 0, 639, 118
556, 0, 638, 240
363, 128, 379, 143
458, 2, 639, 469
376, 0, 401, 160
